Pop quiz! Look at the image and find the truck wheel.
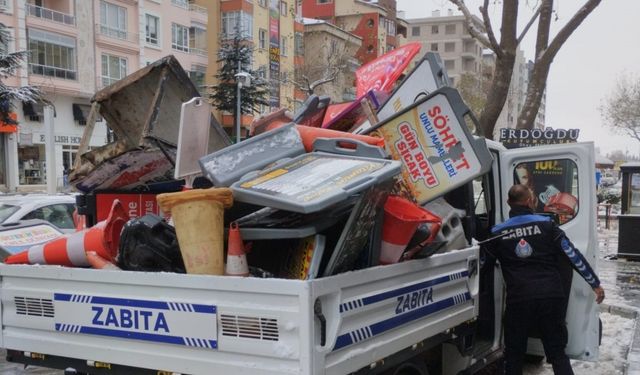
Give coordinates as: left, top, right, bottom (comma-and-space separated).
386, 358, 429, 375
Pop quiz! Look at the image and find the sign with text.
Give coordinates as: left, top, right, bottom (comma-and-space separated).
499, 128, 580, 149
370, 87, 492, 204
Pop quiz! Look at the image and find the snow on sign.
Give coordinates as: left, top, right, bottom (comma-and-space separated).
53, 293, 218, 350
370, 87, 492, 204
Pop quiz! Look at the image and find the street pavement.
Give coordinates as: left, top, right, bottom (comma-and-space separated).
0, 219, 639, 374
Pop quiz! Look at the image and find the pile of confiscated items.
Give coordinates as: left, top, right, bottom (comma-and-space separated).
3, 48, 492, 280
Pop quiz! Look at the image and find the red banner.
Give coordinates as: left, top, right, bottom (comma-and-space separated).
355, 42, 421, 97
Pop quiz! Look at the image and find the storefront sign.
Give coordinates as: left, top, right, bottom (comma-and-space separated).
499, 128, 580, 149
269, 0, 280, 108
33, 133, 82, 145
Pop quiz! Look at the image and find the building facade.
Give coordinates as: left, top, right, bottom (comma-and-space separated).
404, 10, 484, 87
301, 0, 406, 66
302, 18, 361, 102
206, 0, 305, 138
0, 0, 210, 192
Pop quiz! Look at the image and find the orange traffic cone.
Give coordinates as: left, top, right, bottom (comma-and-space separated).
86, 251, 121, 270
4, 200, 129, 266
225, 222, 249, 277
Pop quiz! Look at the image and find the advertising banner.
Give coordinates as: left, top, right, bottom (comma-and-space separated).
269, 0, 280, 108
370, 87, 492, 204
355, 42, 421, 98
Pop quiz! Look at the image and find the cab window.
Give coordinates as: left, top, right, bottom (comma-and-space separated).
23, 204, 76, 229
513, 159, 579, 224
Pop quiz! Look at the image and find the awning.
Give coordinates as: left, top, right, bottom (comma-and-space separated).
73, 103, 101, 125
22, 101, 44, 117
596, 155, 615, 168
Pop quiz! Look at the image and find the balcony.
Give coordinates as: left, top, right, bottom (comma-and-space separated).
189, 48, 207, 57
26, 3, 75, 26
189, 3, 207, 15
171, 0, 188, 9
96, 24, 138, 43
95, 24, 139, 53
29, 63, 76, 80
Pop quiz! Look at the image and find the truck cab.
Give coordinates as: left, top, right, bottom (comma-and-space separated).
441, 140, 600, 374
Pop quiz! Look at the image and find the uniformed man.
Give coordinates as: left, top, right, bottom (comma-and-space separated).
483, 184, 605, 375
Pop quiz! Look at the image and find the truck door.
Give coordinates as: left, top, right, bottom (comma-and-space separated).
497, 142, 600, 361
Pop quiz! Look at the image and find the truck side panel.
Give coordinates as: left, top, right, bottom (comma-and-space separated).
0, 247, 478, 375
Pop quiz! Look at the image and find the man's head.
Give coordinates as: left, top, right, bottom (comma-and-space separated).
508, 184, 535, 209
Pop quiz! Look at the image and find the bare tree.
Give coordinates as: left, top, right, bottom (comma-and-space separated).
600, 74, 640, 144
450, 0, 602, 139
286, 34, 358, 102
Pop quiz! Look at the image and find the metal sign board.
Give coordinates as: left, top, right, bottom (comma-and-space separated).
368, 87, 492, 204
175, 97, 211, 184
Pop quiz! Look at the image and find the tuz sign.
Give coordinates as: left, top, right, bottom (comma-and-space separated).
499, 128, 580, 149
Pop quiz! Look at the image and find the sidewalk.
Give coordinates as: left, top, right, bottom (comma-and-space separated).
598, 222, 640, 375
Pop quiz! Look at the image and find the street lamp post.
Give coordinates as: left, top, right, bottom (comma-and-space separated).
235, 61, 252, 144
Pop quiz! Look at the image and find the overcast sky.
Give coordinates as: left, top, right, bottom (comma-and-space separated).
396, 0, 640, 157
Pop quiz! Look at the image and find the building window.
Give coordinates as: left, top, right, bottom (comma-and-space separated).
145, 14, 159, 46
280, 1, 287, 16
431, 25, 439, 34
430, 43, 438, 51
317, 0, 331, 3
258, 0, 267, 7
221, 11, 253, 39
444, 59, 454, 70
28, 28, 76, 80
444, 42, 455, 52
445, 24, 456, 34
171, 23, 189, 52
295, 32, 304, 55
280, 36, 287, 56
100, 1, 127, 40
411, 26, 420, 37
256, 65, 267, 79
101, 53, 127, 87
385, 18, 396, 36
189, 64, 207, 90
259, 28, 267, 49
189, 24, 207, 55
367, 18, 374, 28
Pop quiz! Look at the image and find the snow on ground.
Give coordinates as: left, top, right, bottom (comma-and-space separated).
523, 312, 634, 374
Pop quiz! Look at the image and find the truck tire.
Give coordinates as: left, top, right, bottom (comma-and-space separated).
384, 358, 429, 375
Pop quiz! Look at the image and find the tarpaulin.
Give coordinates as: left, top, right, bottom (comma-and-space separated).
355, 42, 421, 98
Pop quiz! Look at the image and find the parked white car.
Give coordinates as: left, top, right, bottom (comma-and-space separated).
0, 194, 77, 233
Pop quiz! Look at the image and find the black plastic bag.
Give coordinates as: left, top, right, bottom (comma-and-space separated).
117, 214, 185, 273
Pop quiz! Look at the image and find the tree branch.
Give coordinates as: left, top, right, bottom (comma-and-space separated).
538, 0, 602, 65
448, 0, 494, 51
517, 5, 542, 45
480, 0, 501, 53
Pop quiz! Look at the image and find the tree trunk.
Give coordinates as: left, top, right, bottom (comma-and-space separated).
517, 63, 550, 129
479, 52, 516, 138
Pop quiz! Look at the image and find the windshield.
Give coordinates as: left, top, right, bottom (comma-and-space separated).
0, 204, 20, 223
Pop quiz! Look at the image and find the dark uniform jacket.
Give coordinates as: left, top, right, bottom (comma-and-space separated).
484, 205, 600, 304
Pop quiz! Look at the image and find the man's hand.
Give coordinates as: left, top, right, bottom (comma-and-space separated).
594, 286, 605, 304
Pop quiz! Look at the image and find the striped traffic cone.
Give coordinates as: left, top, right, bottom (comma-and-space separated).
225, 222, 249, 277
379, 196, 442, 265
4, 200, 129, 266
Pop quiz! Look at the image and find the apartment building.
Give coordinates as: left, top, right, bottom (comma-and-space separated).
302, 18, 361, 102
301, 0, 407, 66
405, 10, 545, 136
404, 10, 485, 87
0, 0, 209, 192
206, 0, 305, 138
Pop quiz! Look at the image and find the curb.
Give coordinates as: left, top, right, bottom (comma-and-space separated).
602, 304, 640, 375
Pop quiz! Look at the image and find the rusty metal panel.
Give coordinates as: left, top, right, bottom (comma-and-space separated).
70, 55, 231, 192
92, 55, 230, 151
